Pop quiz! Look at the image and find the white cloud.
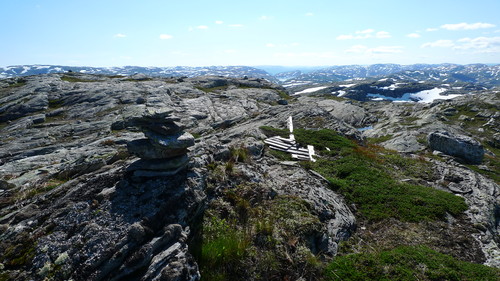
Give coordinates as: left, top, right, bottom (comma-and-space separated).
229, 24, 244, 28
356, 29, 374, 34
224, 49, 237, 53
305, 12, 314, 17
337, 34, 355, 40
454, 36, 500, 53
421, 39, 454, 48
426, 28, 438, 32
215, 20, 224, 24
196, 25, 209, 30
420, 36, 500, 53
114, 33, 127, 38
441, 22, 496, 30
266, 43, 276, 48
337, 29, 390, 40
259, 15, 271, 20
407, 33, 421, 38
159, 34, 173, 40
375, 31, 391, 38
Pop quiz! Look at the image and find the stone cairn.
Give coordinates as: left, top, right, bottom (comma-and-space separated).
126, 109, 195, 178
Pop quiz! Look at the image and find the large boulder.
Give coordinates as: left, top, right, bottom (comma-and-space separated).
427, 131, 484, 164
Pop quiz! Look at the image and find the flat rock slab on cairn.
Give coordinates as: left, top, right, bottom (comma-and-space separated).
126, 108, 195, 177
427, 131, 484, 164
127, 138, 188, 160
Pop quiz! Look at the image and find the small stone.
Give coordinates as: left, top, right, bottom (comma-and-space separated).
488, 133, 500, 148
447, 182, 472, 194
129, 222, 146, 242
478, 165, 492, 172
139, 121, 183, 135
145, 131, 195, 150
136, 97, 146, 104
458, 115, 471, 121
143, 108, 175, 119
31, 114, 46, 124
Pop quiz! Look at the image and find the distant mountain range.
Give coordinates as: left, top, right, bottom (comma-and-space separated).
1, 63, 499, 88
0, 65, 276, 82
279, 63, 500, 88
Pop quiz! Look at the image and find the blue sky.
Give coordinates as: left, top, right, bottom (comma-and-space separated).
1, 0, 499, 67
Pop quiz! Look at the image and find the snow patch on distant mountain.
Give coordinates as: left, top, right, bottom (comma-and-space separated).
294, 86, 328, 95
367, 88, 461, 103
339, 83, 356, 88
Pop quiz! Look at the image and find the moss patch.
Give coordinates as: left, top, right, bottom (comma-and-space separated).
367, 134, 393, 144
60, 76, 95, 83
326, 245, 500, 280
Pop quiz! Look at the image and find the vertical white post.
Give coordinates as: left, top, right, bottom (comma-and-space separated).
307, 145, 316, 162
288, 116, 295, 141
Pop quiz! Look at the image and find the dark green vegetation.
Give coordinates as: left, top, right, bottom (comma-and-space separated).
326, 245, 500, 280
0, 232, 37, 270
195, 85, 229, 93
263, 127, 467, 222
60, 75, 96, 83
7, 79, 27, 88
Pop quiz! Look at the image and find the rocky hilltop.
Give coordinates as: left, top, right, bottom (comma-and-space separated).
0, 73, 499, 280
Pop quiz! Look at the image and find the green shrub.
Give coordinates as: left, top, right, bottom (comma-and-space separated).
7, 80, 27, 88
229, 145, 249, 163
294, 128, 355, 153
367, 134, 393, 144
310, 152, 467, 222
262, 127, 467, 222
195, 85, 228, 93
326, 245, 500, 280
259, 126, 289, 138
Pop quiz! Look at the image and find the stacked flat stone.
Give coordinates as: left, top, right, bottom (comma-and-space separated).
126, 109, 195, 177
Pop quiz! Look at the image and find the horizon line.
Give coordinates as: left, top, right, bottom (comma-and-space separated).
1, 62, 500, 69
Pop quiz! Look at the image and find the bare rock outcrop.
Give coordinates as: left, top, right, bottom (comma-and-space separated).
428, 131, 484, 164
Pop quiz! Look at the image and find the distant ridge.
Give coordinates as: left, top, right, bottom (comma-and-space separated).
0, 65, 276, 82
278, 63, 500, 88
1, 63, 499, 87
